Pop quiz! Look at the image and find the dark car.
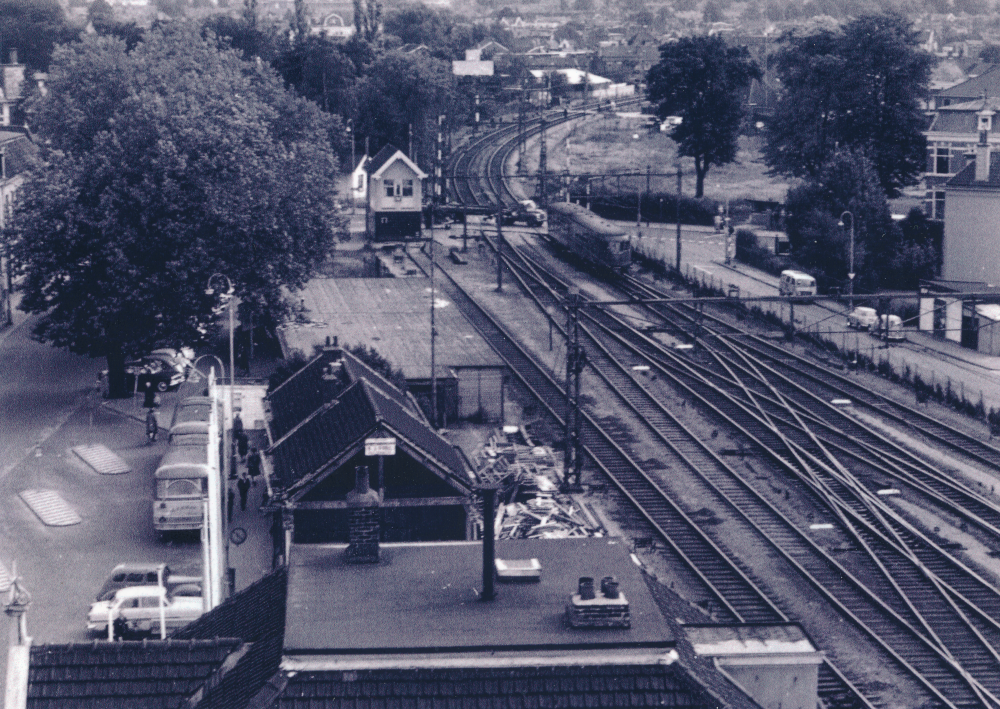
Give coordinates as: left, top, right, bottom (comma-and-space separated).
125, 357, 186, 392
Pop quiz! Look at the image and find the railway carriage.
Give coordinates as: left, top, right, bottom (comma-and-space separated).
546, 201, 632, 272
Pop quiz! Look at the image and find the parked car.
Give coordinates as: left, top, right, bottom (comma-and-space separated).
87, 585, 204, 637
95, 563, 202, 602
125, 357, 186, 392
847, 306, 879, 330
872, 314, 906, 341
500, 200, 545, 227
148, 347, 195, 375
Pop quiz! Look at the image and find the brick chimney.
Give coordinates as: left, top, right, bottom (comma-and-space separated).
567, 575, 630, 628
345, 466, 380, 563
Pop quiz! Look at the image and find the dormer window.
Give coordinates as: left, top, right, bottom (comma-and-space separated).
384, 179, 395, 198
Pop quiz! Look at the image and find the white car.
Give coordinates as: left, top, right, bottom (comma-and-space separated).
847, 307, 878, 330
88, 585, 204, 637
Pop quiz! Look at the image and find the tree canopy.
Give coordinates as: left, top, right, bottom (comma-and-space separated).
14, 26, 347, 396
0, 0, 78, 73
764, 13, 931, 197
646, 35, 760, 197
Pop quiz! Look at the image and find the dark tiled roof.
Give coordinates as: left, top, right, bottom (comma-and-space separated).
174, 568, 289, 709
947, 150, 1000, 188
27, 638, 242, 709
366, 143, 402, 176
363, 381, 468, 485
276, 665, 728, 709
340, 348, 413, 413
270, 380, 377, 488
1, 131, 36, 181
267, 349, 342, 441
936, 64, 1000, 98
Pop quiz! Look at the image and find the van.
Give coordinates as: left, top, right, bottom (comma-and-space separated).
873, 314, 905, 341
847, 306, 879, 330
779, 270, 817, 299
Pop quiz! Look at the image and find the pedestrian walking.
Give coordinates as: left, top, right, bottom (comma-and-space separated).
237, 475, 250, 511
145, 408, 158, 443
247, 447, 262, 486
237, 431, 249, 460
232, 413, 244, 442
143, 382, 157, 409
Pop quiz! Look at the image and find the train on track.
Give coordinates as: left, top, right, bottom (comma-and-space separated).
545, 201, 632, 272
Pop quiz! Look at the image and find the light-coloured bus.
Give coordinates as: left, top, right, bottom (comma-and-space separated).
154, 396, 217, 533
779, 270, 817, 300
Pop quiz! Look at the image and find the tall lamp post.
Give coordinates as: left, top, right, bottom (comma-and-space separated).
346, 119, 355, 212
838, 211, 855, 311
206, 274, 235, 600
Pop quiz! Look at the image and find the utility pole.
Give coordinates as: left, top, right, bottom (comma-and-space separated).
496, 202, 504, 292
517, 81, 527, 174
675, 162, 682, 274
645, 164, 651, 227
561, 291, 585, 492
436, 113, 445, 204
474, 94, 480, 133
430, 202, 438, 428
538, 115, 548, 207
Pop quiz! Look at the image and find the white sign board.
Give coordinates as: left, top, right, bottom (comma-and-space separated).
365, 437, 397, 456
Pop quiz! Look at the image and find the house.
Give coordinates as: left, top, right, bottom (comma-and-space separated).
917, 131, 1000, 351
365, 143, 427, 242
350, 155, 368, 206
312, 13, 355, 40
264, 346, 476, 548
930, 65, 1000, 108
0, 50, 25, 127
922, 97, 1000, 220
0, 131, 35, 327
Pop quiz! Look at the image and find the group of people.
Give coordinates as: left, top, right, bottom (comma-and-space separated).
229, 413, 264, 519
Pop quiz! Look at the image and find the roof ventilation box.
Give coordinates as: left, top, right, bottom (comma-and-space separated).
495, 558, 541, 582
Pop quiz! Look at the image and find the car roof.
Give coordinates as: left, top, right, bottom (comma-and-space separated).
853, 307, 876, 313
110, 563, 168, 575
113, 585, 167, 600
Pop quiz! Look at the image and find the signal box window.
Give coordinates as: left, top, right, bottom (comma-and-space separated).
402, 180, 414, 197
384, 180, 395, 198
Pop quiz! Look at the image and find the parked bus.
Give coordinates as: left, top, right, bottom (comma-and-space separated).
154, 395, 218, 533
779, 270, 817, 300
153, 444, 210, 533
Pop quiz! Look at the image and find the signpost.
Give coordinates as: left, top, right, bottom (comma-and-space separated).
365, 437, 397, 499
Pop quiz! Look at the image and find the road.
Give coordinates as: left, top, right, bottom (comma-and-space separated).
0, 311, 199, 643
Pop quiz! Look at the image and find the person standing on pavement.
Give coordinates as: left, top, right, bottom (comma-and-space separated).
145, 408, 158, 443
233, 413, 244, 453
247, 446, 261, 486
237, 474, 251, 511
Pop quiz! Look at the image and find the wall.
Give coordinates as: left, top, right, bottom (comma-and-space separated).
455, 366, 505, 421
720, 659, 820, 709
943, 188, 1000, 285
370, 161, 422, 214
946, 298, 963, 342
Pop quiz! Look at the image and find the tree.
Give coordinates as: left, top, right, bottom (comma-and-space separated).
980, 44, 1000, 63
0, 0, 78, 73
764, 13, 931, 197
784, 149, 895, 292
646, 35, 760, 197
353, 0, 382, 43
14, 27, 347, 398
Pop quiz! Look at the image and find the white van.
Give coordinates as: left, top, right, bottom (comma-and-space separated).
779, 270, 817, 299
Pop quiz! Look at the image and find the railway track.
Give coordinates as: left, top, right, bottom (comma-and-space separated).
488, 234, 1000, 708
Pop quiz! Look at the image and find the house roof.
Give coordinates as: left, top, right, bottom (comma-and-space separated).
274, 663, 731, 709
1, 131, 36, 181
27, 638, 244, 708
284, 538, 671, 654
367, 144, 428, 180
948, 149, 1000, 188
928, 96, 1000, 133
267, 347, 416, 442
270, 377, 469, 493
172, 567, 289, 709
936, 64, 1000, 99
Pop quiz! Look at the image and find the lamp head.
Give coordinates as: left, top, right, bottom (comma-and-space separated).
837, 220, 844, 228
205, 287, 214, 296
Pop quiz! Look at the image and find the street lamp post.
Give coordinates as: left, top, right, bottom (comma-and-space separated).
838, 211, 855, 311
346, 120, 355, 212
206, 274, 236, 601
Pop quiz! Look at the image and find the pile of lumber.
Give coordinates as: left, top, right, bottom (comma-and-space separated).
471, 427, 604, 540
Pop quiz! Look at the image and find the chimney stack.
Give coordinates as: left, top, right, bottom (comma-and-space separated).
567, 574, 630, 628
345, 466, 380, 563
976, 108, 994, 182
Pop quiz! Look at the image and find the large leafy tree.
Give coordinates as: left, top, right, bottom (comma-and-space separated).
0, 0, 78, 73
646, 35, 760, 197
14, 27, 347, 397
765, 13, 931, 197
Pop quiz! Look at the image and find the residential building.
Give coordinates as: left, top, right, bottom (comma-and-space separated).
0, 131, 34, 327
